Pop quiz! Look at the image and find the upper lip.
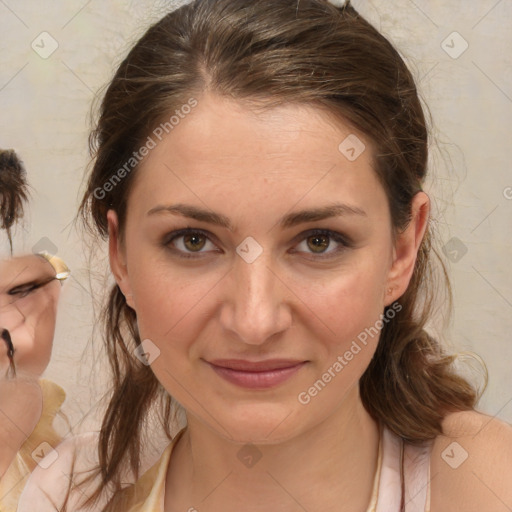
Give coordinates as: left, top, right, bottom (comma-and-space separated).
207, 359, 307, 372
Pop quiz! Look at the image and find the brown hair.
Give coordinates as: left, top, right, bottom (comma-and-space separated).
0, 149, 29, 252
75, 0, 484, 509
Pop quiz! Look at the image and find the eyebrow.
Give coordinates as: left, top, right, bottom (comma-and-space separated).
147, 202, 367, 230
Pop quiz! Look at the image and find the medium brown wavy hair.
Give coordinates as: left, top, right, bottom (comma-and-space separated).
72, 0, 484, 509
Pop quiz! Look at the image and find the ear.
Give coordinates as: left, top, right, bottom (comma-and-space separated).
384, 191, 430, 306
107, 210, 136, 310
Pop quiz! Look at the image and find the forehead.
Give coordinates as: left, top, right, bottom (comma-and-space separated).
127, 93, 386, 222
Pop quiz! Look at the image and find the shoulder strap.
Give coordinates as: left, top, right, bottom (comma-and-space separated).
375, 427, 433, 512
403, 438, 433, 512
375, 426, 404, 511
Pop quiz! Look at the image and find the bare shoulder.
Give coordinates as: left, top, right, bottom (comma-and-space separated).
17, 432, 103, 512
430, 409, 512, 512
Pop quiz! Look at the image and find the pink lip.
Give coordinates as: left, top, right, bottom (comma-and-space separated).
206, 359, 307, 389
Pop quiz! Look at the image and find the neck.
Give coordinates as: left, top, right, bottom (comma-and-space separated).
165, 385, 380, 512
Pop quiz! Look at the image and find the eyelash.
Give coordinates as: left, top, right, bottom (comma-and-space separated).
164, 228, 353, 260
8, 277, 56, 298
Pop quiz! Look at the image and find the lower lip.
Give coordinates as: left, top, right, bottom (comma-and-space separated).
208, 362, 306, 389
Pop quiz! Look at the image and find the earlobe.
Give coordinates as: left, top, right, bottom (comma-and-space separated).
384, 192, 430, 305
107, 210, 135, 309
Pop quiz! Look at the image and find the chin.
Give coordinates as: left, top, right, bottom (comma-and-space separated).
212, 402, 305, 445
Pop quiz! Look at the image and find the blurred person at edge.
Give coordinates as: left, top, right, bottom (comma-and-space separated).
20, 1, 512, 511
0, 149, 69, 512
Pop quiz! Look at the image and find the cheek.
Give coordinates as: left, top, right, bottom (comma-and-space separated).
297, 258, 390, 344
34, 285, 60, 345
15, 284, 60, 372
129, 262, 218, 345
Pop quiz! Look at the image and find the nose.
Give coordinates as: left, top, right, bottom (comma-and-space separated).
219, 249, 293, 346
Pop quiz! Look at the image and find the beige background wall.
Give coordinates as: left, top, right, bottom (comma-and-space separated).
1, 0, 511, 432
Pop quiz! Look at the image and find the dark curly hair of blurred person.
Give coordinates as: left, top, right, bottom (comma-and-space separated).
0, 149, 29, 251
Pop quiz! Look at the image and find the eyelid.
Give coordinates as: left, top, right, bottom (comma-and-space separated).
8, 283, 37, 296
8, 276, 57, 297
8, 288, 36, 301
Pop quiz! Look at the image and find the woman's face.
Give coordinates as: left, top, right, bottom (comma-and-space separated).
0, 255, 61, 378
109, 92, 428, 443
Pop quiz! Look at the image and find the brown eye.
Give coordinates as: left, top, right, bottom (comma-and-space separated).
183, 233, 207, 252
306, 234, 330, 253
293, 229, 352, 260
165, 228, 219, 258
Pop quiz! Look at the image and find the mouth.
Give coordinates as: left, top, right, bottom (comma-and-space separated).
205, 359, 308, 389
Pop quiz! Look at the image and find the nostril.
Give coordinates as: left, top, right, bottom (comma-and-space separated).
1, 328, 16, 377
1, 327, 14, 359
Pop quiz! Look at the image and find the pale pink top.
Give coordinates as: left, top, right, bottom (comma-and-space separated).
368, 423, 433, 512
